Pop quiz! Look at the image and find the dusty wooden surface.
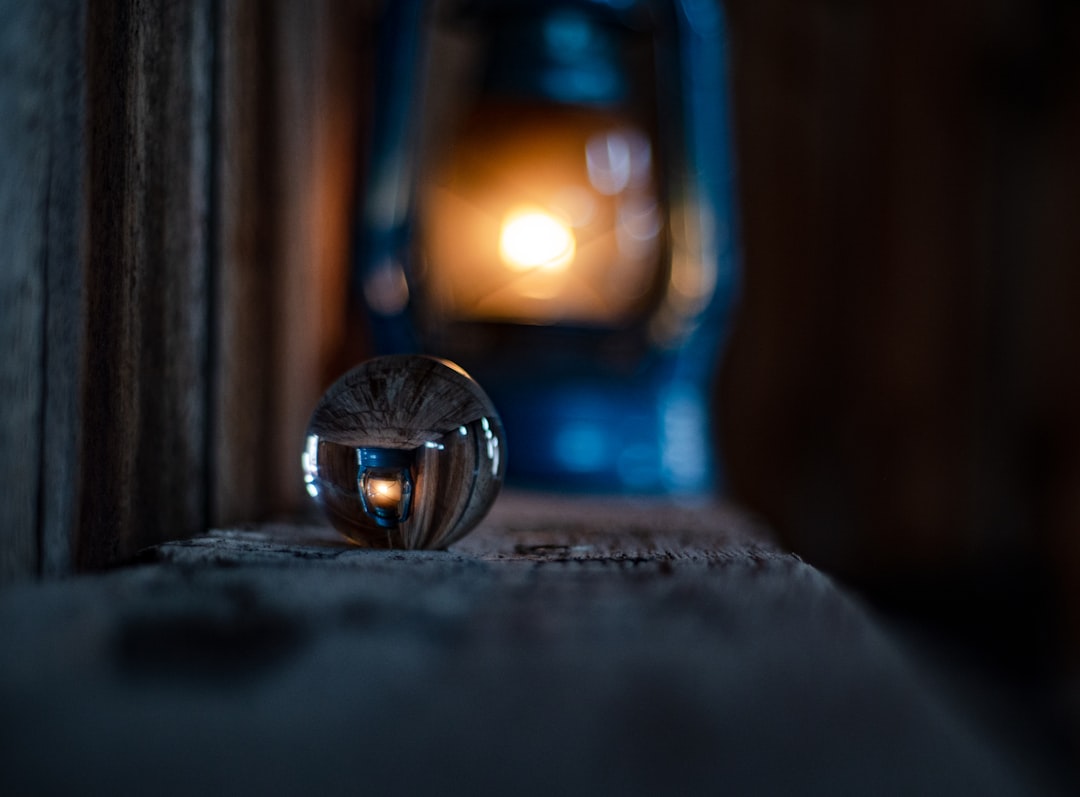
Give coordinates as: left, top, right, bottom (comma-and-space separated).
0, 494, 1071, 796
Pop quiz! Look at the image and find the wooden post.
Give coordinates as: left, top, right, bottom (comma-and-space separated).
1, 0, 375, 576
75, 0, 216, 569
0, 2, 87, 581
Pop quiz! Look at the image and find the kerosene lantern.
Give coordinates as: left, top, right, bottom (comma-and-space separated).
354, 0, 737, 493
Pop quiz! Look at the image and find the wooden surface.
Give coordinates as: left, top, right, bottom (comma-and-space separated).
0, 494, 1072, 796
719, 0, 1080, 658
0, 2, 86, 580
1, 1, 376, 577
213, 0, 320, 527
1, 0, 218, 577
212, 0, 378, 529
79, 0, 215, 570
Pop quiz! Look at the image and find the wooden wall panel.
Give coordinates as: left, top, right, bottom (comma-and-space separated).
212, 0, 283, 527
2, 0, 373, 574
78, 0, 214, 569
0, 2, 86, 581
2, 0, 375, 575
212, 0, 376, 527
719, 0, 1080, 671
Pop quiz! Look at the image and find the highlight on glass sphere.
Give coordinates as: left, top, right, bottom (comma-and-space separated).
302, 355, 506, 549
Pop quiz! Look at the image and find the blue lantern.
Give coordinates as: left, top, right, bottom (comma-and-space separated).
354, 0, 739, 494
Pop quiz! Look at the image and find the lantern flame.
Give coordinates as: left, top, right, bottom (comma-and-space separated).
498, 209, 576, 272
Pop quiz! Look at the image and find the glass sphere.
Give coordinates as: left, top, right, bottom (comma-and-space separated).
302, 355, 506, 549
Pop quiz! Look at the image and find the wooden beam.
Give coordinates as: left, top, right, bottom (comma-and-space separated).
0, 498, 1071, 794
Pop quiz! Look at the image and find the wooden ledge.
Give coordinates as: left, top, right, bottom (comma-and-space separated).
0, 494, 1069, 796
145, 491, 780, 566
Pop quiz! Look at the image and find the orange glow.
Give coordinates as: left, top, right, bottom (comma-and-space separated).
420, 104, 661, 325
364, 475, 403, 510
499, 209, 576, 272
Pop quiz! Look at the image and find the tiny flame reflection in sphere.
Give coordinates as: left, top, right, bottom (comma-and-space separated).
365, 475, 403, 509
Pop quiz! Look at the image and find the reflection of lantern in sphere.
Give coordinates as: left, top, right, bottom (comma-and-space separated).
355, 0, 738, 494
357, 448, 415, 528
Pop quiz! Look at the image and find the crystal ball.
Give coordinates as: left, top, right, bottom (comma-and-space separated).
302, 355, 506, 549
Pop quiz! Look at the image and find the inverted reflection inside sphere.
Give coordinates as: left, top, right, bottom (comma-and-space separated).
302, 355, 506, 549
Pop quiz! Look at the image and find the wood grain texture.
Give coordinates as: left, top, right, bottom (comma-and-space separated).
0, 0, 395, 574
78, 0, 214, 569
309, 356, 496, 448
212, 0, 375, 527
0, 2, 86, 581
0, 496, 1071, 795
212, 0, 283, 527
718, 0, 1080, 658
